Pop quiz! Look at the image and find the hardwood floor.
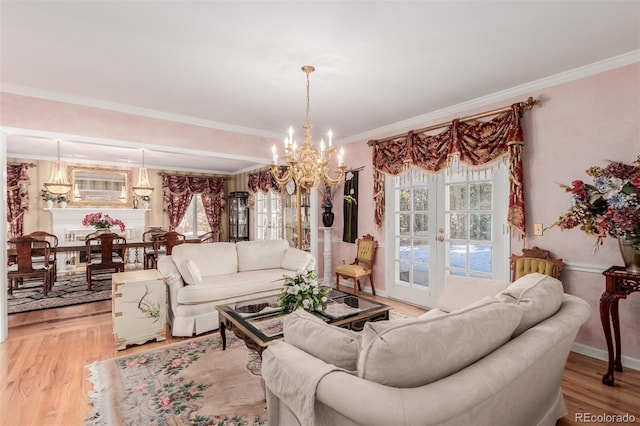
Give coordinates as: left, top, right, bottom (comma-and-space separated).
2, 296, 638, 426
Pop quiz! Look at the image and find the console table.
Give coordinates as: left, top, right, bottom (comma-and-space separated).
600, 266, 640, 386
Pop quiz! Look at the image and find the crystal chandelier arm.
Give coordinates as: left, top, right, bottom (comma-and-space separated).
270, 163, 294, 187
322, 165, 347, 186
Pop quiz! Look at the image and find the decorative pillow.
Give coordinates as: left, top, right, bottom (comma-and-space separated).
496, 272, 564, 336
436, 274, 511, 312
181, 259, 202, 285
284, 309, 361, 372
281, 247, 312, 272
357, 297, 522, 388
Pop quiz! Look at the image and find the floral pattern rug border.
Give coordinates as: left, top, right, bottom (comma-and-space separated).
86, 334, 266, 426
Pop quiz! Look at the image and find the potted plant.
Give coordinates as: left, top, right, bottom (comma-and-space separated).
41, 189, 57, 209
57, 194, 68, 208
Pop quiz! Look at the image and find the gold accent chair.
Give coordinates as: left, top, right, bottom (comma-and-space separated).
335, 234, 378, 296
509, 246, 564, 282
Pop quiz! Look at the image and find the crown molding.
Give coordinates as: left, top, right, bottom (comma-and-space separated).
342, 50, 640, 144
0, 84, 282, 140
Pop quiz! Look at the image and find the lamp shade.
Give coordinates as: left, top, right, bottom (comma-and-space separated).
44, 141, 72, 195
132, 167, 154, 197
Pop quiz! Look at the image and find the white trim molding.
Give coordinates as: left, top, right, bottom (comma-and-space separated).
573, 343, 640, 374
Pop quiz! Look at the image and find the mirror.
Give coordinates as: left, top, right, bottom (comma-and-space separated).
70, 167, 131, 205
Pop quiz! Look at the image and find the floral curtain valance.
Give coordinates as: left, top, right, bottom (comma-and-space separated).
7, 163, 31, 237
247, 167, 285, 193
162, 174, 226, 231
372, 102, 526, 236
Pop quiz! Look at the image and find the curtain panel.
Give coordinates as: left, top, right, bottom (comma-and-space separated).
371, 103, 525, 236
162, 175, 226, 231
247, 167, 285, 194
7, 163, 31, 237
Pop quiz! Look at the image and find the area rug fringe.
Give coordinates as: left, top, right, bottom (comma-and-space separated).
85, 361, 113, 426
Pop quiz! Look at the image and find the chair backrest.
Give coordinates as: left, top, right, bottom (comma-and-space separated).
85, 232, 126, 264
8, 236, 51, 272
27, 231, 59, 248
356, 234, 378, 268
143, 227, 166, 254
199, 230, 220, 243
153, 231, 187, 256
509, 246, 563, 281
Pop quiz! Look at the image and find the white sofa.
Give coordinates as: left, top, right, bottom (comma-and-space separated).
262, 273, 591, 426
157, 239, 315, 337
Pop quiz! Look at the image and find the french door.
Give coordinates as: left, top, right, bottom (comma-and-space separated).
386, 162, 509, 308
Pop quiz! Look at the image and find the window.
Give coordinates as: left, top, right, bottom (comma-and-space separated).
176, 194, 210, 237
255, 191, 282, 240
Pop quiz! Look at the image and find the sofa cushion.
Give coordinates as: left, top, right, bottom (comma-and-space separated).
496, 272, 564, 336
436, 274, 511, 312
281, 247, 313, 271
176, 269, 289, 304
284, 309, 361, 372
357, 297, 522, 388
181, 259, 202, 285
172, 242, 238, 277
237, 240, 289, 272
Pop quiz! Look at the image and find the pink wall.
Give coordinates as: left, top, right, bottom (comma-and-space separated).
2, 63, 639, 360
0, 93, 277, 154
324, 63, 640, 359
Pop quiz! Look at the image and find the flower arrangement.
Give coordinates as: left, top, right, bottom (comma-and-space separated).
82, 212, 126, 231
277, 269, 330, 312
40, 189, 60, 202
552, 155, 640, 249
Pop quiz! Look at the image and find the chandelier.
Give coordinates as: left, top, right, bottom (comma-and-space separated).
270, 65, 346, 190
132, 150, 154, 197
44, 140, 72, 195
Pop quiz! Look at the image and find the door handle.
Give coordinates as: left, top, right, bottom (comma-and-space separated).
436, 236, 445, 242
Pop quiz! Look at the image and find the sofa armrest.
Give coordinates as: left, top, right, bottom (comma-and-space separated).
281, 246, 316, 271
157, 256, 184, 312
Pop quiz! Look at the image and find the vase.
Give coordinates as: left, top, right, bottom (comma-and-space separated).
45, 200, 54, 209
618, 237, 640, 274
322, 206, 335, 227
143, 201, 150, 209
58, 201, 67, 208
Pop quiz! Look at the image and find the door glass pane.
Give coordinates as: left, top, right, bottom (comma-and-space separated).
449, 184, 466, 210
399, 188, 411, 210
449, 242, 467, 269
413, 213, 428, 235
399, 213, 411, 235
470, 213, 491, 240
470, 183, 492, 209
449, 213, 467, 239
414, 187, 429, 210
470, 243, 492, 273
412, 238, 429, 287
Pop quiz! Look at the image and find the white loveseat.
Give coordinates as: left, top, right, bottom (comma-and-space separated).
262, 273, 591, 426
157, 239, 315, 336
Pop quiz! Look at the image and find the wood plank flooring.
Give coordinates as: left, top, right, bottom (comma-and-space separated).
2, 296, 639, 426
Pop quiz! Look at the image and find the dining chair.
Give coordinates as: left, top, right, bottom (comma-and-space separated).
142, 227, 165, 269
335, 234, 378, 296
8, 236, 53, 297
152, 231, 187, 267
27, 231, 59, 283
85, 232, 126, 290
198, 230, 220, 243
509, 246, 564, 281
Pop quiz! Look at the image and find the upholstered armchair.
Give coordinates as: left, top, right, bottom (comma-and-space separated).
335, 234, 378, 296
509, 246, 563, 281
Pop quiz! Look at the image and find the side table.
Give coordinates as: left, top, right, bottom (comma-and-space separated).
600, 266, 640, 386
112, 269, 167, 351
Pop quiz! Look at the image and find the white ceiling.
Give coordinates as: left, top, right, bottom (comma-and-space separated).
1, 1, 639, 173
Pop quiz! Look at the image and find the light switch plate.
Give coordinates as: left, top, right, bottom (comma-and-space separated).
534, 223, 543, 236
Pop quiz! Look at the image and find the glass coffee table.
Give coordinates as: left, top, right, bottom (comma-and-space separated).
216, 290, 390, 355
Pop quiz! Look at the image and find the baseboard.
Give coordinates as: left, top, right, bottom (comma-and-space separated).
333, 277, 388, 298
572, 343, 640, 372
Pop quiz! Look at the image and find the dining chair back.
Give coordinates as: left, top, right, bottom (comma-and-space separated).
27, 231, 59, 283
142, 227, 166, 269
8, 235, 52, 296
335, 234, 378, 296
198, 230, 220, 243
153, 231, 187, 262
85, 232, 126, 290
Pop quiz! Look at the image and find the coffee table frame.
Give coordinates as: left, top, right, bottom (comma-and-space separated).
216, 291, 391, 355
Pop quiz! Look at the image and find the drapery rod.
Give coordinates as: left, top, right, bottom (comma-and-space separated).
368, 96, 540, 146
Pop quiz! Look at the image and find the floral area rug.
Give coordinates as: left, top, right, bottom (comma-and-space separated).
8, 272, 113, 314
86, 334, 267, 426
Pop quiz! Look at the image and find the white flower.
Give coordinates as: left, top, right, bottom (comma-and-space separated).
321, 296, 328, 303
313, 287, 319, 295
302, 299, 311, 308
300, 283, 309, 292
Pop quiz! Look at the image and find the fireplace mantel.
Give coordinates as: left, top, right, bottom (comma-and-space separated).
46, 208, 148, 242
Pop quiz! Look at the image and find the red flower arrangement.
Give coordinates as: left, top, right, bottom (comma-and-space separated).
82, 212, 126, 232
